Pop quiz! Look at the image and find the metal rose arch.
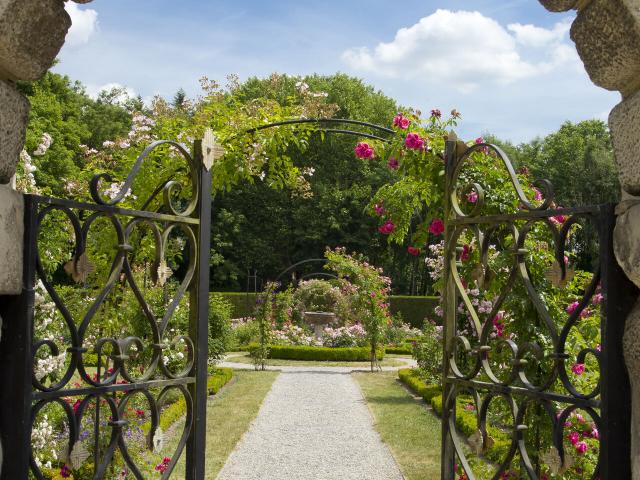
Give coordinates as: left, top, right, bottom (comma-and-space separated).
0, 136, 212, 479
440, 136, 634, 479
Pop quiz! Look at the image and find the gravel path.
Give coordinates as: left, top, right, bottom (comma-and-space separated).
216, 370, 405, 480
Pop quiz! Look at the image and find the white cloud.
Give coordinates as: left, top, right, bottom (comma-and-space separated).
507, 18, 571, 47
341, 9, 577, 94
64, 3, 99, 47
85, 82, 136, 102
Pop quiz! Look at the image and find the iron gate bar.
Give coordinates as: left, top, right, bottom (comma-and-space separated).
0, 137, 211, 480
440, 138, 634, 479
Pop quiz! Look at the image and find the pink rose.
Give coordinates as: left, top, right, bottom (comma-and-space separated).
466, 191, 478, 203
592, 293, 603, 305
378, 220, 395, 235
404, 132, 425, 150
429, 218, 445, 236
572, 363, 585, 375
393, 113, 410, 129
387, 157, 399, 169
461, 244, 471, 262
568, 431, 580, 445
566, 301, 580, 315
533, 188, 543, 201
374, 203, 385, 216
575, 441, 588, 455
355, 142, 375, 159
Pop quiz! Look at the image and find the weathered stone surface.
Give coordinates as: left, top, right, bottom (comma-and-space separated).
571, 0, 640, 96
624, 298, 640, 479
0, 80, 29, 184
538, 0, 578, 11
0, 185, 23, 295
0, 0, 71, 81
615, 200, 640, 287
610, 91, 640, 195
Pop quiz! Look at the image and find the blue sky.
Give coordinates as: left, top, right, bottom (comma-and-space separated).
57, 0, 620, 143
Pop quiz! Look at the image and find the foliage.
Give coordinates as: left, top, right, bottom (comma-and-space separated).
412, 321, 443, 384
362, 110, 603, 478
291, 279, 350, 321
325, 247, 391, 371
250, 282, 277, 370
397, 368, 442, 403
208, 293, 234, 362
248, 344, 385, 361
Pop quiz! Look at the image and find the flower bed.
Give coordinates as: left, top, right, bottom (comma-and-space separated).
248, 343, 384, 361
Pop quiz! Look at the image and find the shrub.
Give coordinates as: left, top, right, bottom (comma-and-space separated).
413, 320, 443, 384
248, 344, 384, 361
209, 293, 234, 362
207, 367, 233, 394
384, 312, 422, 344
232, 320, 259, 347
397, 368, 442, 402
385, 344, 413, 355
292, 279, 347, 320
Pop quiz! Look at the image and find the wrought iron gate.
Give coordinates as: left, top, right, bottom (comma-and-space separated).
0, 138, 211, 479
441, 138, 635, 479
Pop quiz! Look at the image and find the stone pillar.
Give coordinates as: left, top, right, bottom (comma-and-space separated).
0, 0, 88, 475
540, 0, 640, 477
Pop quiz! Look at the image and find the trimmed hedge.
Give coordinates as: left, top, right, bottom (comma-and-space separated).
215, 292, 440, 329
397, 368, 442, 402
207, 367, 233, 395
398, 368, 511, 466
385, 344, 413, 355
388, 295, 440, 329
248, 344, 384, 361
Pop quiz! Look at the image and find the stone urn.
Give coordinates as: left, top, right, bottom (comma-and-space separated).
303, 311, 338, 339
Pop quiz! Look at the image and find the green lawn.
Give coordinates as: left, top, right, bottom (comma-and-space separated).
225, 351, 409, 367
165, 369, 279, 479
353, 371, 441, 480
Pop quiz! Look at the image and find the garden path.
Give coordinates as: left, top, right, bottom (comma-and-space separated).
215, 366, 406, 480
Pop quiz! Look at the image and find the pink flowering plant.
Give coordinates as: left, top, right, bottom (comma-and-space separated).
356, 109, 603, 477
325, 247, 392, 372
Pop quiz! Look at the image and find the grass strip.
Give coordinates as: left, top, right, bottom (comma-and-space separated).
353, 370, 441, 480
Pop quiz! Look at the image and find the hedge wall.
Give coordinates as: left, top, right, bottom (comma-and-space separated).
388, 296, 439, 328
215, 292, 440, 328
214, 292, 258, 318
248, 344, 385, 361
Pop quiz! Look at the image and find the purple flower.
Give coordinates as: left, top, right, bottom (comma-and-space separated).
572, 363, 585, 375
431, 109, 442, 118
466, 191, 478, 203
374, 203, 385, 216
387, 157, 399, 169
